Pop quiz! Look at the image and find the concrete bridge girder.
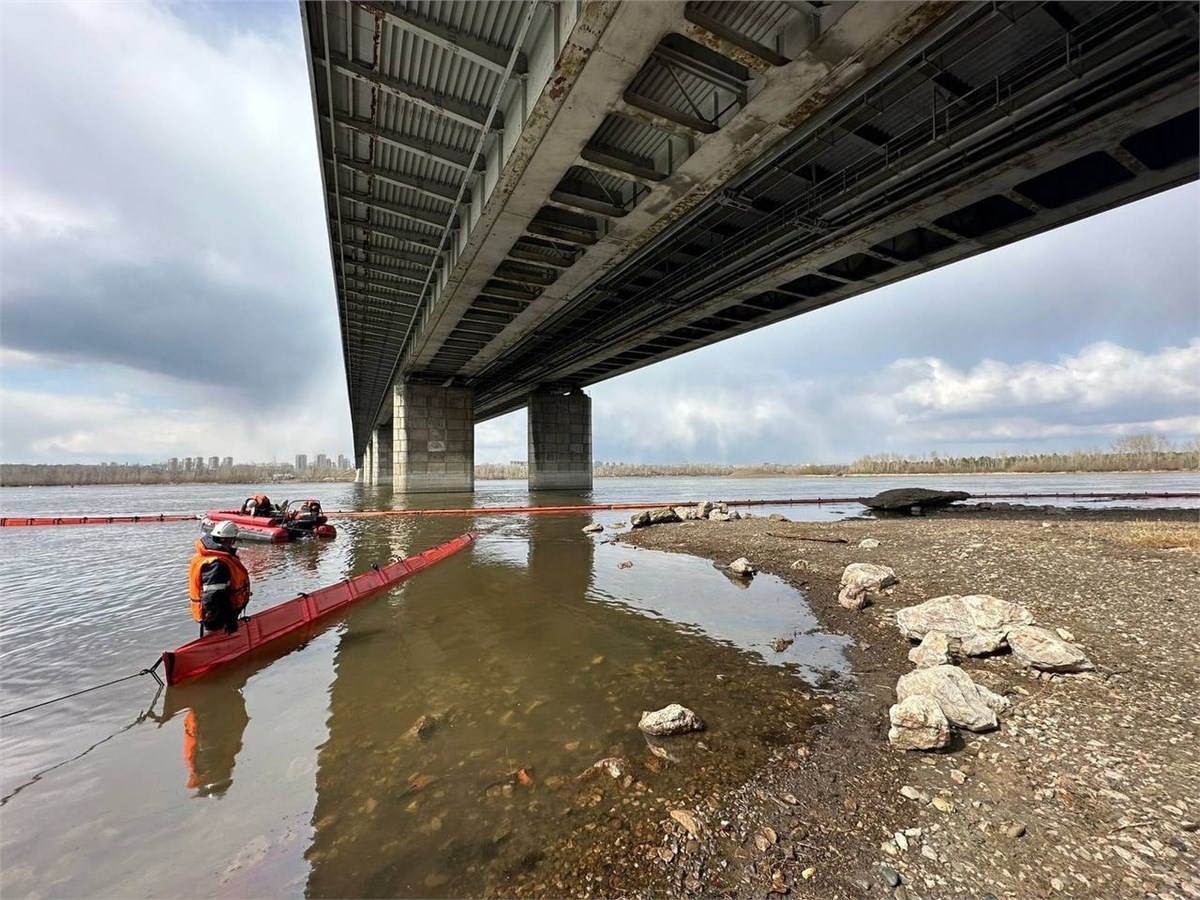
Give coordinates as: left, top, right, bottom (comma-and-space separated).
408, 0, 949, 377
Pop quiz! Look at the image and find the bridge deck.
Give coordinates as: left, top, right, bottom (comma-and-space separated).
302, 1, 1199, 457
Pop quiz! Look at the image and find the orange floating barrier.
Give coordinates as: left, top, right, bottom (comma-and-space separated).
0, 514, 199, 527
160, 531, 478, 685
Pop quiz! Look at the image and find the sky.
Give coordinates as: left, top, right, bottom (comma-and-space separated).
1, 1, 1197, 468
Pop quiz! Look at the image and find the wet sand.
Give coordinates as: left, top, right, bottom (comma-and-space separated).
600, 505, 1200, 899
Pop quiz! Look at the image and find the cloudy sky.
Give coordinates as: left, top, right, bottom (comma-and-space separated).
2, 1, 1197, 468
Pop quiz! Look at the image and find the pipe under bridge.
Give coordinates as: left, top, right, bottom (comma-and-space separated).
301, 0, 1199, 492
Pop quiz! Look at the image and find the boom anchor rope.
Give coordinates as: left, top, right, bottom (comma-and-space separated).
1, 658, 163, 721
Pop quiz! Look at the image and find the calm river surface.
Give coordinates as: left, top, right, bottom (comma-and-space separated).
0, 473, 1194, 897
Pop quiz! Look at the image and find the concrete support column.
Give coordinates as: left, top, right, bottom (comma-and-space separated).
372, 422, 393, 486
363, 441, 375, 486
392, 383, 474, 493
528, 388, 592, 491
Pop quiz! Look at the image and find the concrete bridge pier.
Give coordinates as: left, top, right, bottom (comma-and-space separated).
392, 382, 474, 493
370, 423, 393, 486
528, 389, 592, 492
362, 441, 375, 487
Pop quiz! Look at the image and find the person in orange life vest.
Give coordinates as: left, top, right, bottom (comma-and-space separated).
189, 520, 251, 633
241, 494, 275, 517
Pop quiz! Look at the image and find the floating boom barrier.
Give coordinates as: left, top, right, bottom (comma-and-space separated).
2, 492, 1196, 528
161, 531, 478, 685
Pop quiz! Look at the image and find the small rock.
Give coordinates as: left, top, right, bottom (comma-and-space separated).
768, 513, 789, 522
770, 637, 794, 653
888, 696, 951, 751
670, 809, 705, 837
582, 523, 604, 534
895, 832, 909, 852
580, 757, 629, 780
1007, 625, 1094, 673
728, 557, 756, 577
639, 703, 704, 736
880, 863, 901, 887
1051, 877, 1065, 891
931, 797, 953, 813
404, 713, 439, 741
837, 562, 899, 610
801, 867, 815, 880
858, 538, 881, 549
908, 631, 952, 668
1005, 823, 1027, 839
900, 786, 924, 802
950, 768, 967, 785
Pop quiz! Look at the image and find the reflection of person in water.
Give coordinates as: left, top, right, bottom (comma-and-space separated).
152, 680, 250, 798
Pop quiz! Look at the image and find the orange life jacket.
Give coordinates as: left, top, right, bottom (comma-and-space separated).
188, 539, 250, 623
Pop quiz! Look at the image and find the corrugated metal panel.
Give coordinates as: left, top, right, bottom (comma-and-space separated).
592, 114, 673, 167
690, 0, 798, 46
409, 0, 529, 49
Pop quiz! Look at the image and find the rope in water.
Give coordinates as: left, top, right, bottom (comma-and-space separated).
0, 660, 163, 721
1, 492, 1195, 526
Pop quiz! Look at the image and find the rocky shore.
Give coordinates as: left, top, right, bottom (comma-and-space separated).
614, 504, 1199, 900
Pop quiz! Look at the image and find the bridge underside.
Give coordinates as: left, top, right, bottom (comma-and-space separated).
305, 1, 1199, 474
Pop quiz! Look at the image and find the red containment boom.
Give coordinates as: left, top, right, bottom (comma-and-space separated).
161, 531, 477, 685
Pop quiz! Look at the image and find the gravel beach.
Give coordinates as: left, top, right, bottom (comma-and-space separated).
610, 505, 1200, 900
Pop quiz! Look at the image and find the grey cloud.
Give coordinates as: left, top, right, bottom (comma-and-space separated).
2, 250, 334, 406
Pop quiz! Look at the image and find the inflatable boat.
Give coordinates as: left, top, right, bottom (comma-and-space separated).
202, 498, 336, 543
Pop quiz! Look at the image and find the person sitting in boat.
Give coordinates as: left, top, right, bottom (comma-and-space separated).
189, 520, 251, 634
241, 494, 275, 518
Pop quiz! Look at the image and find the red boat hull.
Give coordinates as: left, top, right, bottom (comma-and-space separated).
203, 511, 290, 542
161, 531, 477, 685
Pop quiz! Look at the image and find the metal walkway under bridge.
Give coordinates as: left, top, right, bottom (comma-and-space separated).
301, 0, 1199, 492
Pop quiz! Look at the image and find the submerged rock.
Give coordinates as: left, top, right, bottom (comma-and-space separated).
896, 665, 1008, 732
639, 703, 704, 736
1007, 625, 1094, 672
837, 562, 898, 610
888, 696, 951, 750
896, 594, 1034, 655
861, 488, 970, 512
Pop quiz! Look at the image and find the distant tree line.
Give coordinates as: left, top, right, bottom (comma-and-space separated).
476, 435, 1198, 479
6, 436, 1195, 486
0, 463, 357, 487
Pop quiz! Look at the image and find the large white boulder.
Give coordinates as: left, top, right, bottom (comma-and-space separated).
1007, 626, 1094, 672
896, 594, 1034, 655
896, 665, 1009, 732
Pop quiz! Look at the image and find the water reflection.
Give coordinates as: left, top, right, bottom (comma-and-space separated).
154, 675, 251, 799
303, 511, 837, 898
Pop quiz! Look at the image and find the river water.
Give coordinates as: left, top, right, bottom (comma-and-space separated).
0, 473, 1194, 897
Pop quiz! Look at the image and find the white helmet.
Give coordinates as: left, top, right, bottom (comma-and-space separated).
211, 520, 239, 542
